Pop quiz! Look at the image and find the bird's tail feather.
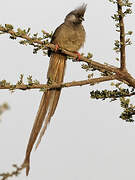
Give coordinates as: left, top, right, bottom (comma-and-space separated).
36, 53, 66, 148
22, 53, 66, 176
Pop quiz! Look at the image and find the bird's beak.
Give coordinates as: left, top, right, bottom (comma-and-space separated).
80, 17, 85, 21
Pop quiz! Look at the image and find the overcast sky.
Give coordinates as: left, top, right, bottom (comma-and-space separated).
0, 0, 135, 180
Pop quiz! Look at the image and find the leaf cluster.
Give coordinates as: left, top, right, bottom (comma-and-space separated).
120, 97, 135, 122
90, 81, 135, 121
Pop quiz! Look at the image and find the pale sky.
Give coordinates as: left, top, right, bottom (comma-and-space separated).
0, 0, 135, 180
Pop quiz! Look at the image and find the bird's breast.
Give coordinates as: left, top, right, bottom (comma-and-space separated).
54, 24, 85, 52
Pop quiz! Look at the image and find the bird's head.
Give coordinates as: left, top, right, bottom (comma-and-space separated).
65, 3, 87, 25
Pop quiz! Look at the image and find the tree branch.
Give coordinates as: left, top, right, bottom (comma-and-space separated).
0, 164, 24, 180
0, 76, 117, 91
117, 0, 126, 70
0, 23, 135, 87
0, 26, 120, 73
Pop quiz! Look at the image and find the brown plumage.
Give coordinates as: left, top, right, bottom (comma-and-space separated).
22, 3, 86, 175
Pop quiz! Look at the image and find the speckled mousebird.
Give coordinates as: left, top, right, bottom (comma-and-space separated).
22, 3, 87, 175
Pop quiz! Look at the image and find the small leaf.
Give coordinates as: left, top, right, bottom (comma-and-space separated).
5, 24, 14, 30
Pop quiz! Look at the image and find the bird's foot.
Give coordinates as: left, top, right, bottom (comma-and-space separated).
55, 44, 59, 52
74, 52, 81, 60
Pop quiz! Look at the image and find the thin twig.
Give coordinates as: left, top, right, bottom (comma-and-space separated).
0, 164, 24, 180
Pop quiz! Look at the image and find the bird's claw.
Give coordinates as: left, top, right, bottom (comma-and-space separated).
55, 44, 59, 52
74, 52, 81, 60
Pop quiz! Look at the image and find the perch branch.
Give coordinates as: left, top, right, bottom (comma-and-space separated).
0, 26, 120, 73
0, 19, 135, 87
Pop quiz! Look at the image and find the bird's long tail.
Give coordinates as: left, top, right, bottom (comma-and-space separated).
22, 53, 66, 175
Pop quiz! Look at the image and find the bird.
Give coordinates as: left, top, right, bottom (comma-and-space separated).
22, 3, 86, 176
